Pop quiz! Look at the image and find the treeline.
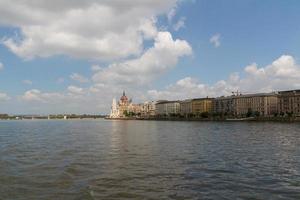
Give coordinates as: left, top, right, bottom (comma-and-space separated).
0, 114, 107, 120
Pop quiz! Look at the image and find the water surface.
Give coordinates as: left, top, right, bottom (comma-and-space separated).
0, 120, 300, 199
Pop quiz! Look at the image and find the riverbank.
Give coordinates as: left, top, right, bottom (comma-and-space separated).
107, 116, 300, 122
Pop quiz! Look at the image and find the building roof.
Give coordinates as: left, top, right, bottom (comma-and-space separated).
278, 89, 300, 95
192, 97, 215, 101
155, 100, 180, 105
214, 92, 278, 100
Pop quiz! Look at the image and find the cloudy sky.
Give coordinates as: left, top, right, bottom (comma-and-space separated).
1, 0, 300, 114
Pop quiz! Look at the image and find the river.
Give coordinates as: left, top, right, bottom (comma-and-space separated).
0, 120, 300, 199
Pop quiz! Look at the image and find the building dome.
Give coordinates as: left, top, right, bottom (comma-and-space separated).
120, 91, 128, 102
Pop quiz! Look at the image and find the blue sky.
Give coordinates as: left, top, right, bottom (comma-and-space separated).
0, 0, 300, 114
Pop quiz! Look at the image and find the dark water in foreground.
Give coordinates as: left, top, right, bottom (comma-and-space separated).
0, 120, 300, 200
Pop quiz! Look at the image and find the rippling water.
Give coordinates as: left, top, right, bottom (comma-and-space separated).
0, 120, 300, 199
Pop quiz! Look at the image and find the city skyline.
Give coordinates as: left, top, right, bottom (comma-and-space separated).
1, 0, 300, 114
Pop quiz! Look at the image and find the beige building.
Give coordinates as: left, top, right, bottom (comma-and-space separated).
155, 100, 180, 116
233, 93, 278, 117
180, 99, 192, 117
180, 98, 214, 117
213, 93, 278, 117
278, 90, 300, 116
141, 101, 156, 117
191, 98, 214, 115
109, 91, 138, 118
128, 103, 143, 116
117, 91, 130, 117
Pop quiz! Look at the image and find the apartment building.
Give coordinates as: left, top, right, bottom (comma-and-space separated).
278, 90, 300, 116
155, 100, 180, 116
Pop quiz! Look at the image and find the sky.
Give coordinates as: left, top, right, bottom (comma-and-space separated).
1, 0, 300, 115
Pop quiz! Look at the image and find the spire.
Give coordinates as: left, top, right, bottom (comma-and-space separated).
123, 90, 125, 96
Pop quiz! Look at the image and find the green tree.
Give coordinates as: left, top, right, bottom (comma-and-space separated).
287, 112, 293, 117
246, 108, 253, 117
201, 112, 209, 118
123, 110, 129, 117
254, 111, 260, 117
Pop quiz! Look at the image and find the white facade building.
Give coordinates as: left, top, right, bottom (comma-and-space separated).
155, 101, 180, 116
109, 98, 120, 118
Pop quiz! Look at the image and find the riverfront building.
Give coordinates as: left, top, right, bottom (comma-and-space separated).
191, 98, 214, 115
128, 103, 143, 116
109, 89, 300, 119
180, 98, 214, 117
141, 101, 156, 117
110, 98, 119, 118
213, 92, 278, 117
278, 90, 300, 116
180, 99, 193, 117
155, 100, 180, 116
109, 91, 134, 118
213, 96, 235, 116
233, 93, 278, 117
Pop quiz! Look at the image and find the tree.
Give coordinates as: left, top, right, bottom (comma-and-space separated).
280, 112, 285, 117
123, 110, 129, 117
287, 112, 293, 117
201, 112, 209, 118
246, 108, 253, 117
254, 111, 260, 117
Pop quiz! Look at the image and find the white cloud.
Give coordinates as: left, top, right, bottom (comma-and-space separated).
0, 62, 3, 70
92, 31, 192, 85
147, 77, 232, 100
0, 92, 10, 101
22, 79, 33, 85
19, 85, 121, 114
147, 55, 300, 100
21, 89, 64, 103
210, 33, 221, 48
0, 0, 178, 60
21, 89, 43, 102
167, 7, 177, 23
91, 65, 102, 72
173, 17, 185, 31
70, 73, 89, 83
67, 85, 84, 94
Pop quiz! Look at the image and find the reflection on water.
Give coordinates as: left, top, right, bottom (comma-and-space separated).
0, 120, 300, 199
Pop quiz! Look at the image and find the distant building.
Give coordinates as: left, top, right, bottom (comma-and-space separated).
180, 98, 214, 117
180, 99, 192, 117
213, 92, 278, 117
128, 103, 143, 116
155, 100, 180, 116
213, 96, 235, 116
109, 91, 142, 118
109, 91, 129, 118
191, 98, 214, 115
278, 90, 300, 116
108, 89, 300, 119
118, 91, 131, 118
233, 93, 278, 117
141, 101, 156, 117
110, 98, 119, 118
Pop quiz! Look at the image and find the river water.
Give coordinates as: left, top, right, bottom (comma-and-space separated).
0, 120, 300, 199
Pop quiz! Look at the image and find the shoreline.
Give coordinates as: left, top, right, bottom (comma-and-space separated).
106, 117, 300, 122
1, 117, 299, 123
